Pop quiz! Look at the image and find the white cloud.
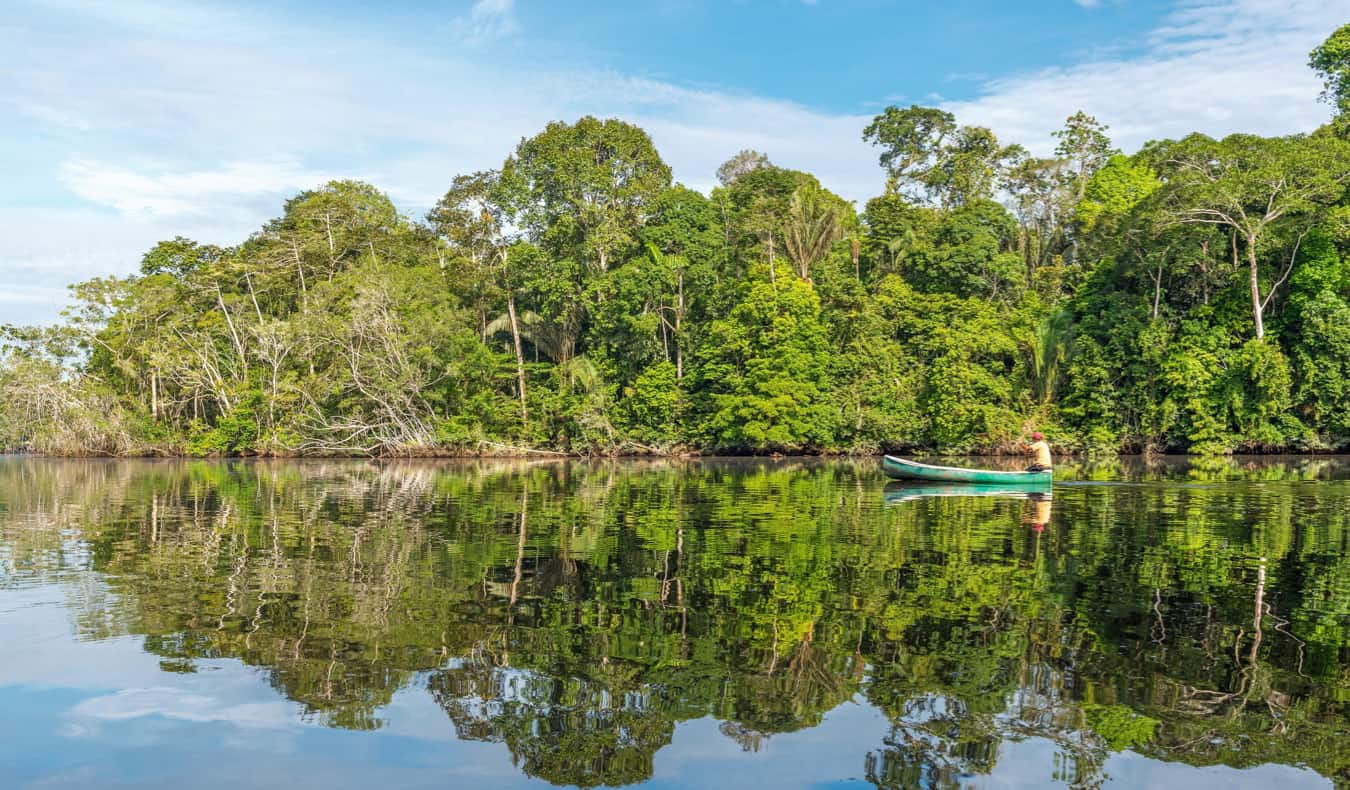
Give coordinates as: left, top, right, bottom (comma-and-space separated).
946, 0, 1339, 155
57, 159, 332, 217
1074, 0, 1102, 8
455, 0, 520, 44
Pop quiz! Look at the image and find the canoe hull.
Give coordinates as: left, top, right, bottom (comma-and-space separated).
882, 455, 1051, 485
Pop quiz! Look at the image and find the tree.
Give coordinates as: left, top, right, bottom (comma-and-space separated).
269, 180, 405, 282
139, 237, 225, 278
862, 105, 956, 199
783, 182, 851, 281
714, 165, 810, 278
693, 267, 837, 451
1004, 155, 1071, 275
430, 170, 530, 423
937, 125, 1020, 209
1158, 133, 1350, 340
717, 150, 773, 186
907, 200, 1022, 300
859, 194, 938, 282
863, 105, 1020, 208
1053, 111, 1117, 201
503, 116, 672, 273
637, 185, 723, 382
1074, 155, 1160, 234
1309, 23, 1350, 119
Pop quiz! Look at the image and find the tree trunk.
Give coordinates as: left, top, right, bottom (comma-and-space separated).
244, 271, 264, 322
1200, 239, 1211, 305
507, 293, 529, 423
675, 270, 685, 382
1247, 233, 1265, 341
291, 239, 307, 305
1152, 267, 1163, 320
324, 211, 336, 269
216, 285, 247, 369
659, 307, 670, 362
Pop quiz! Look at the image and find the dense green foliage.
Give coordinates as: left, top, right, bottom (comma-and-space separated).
5, 29, 1350, 456
2, 458, 1347, 786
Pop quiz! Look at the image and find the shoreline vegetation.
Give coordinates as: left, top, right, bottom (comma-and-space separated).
6, 28, 1350, 459
11, 446, 1350, 460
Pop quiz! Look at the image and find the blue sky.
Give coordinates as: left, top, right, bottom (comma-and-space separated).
1, 0, 1344, 325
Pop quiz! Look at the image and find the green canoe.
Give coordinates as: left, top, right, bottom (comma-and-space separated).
882, 455, 1052, 485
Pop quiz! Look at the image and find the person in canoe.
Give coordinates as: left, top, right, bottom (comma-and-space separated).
1021, 432, 1053, 472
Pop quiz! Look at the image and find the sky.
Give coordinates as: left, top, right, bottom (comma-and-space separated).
1, 0, 1346, 325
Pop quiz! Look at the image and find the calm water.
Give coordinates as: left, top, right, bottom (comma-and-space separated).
0, 457, 1347, 789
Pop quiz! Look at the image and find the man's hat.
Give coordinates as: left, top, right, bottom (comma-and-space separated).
1031, 432, 1044, 440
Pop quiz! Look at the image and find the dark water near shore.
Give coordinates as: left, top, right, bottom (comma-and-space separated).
0, 456, 1346, 789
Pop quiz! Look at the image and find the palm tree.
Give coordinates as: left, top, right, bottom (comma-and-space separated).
485, 310, 597, 392
1029, 310, 1074, 405
784, 184, 844, 281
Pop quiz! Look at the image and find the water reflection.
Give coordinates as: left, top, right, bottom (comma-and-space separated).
0, 457, 1347, 788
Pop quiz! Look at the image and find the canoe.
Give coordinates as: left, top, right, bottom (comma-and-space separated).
883, 482, 1052, 504
882, 455, 1052, 485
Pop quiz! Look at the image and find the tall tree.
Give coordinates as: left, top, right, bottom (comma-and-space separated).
1309, 22, 1350, 120
784, 182, 850, 281
862, 105, 956, 200
717, 150, 773, 186
1004, 156, 1072, 275
639, 185, 723, 381
693, 266, 837, 451
503, 116, 672, 273
1053, 111, 1117, 201
1157, 133, 1350, 340
863, 105, 1020, 208
430, 170, 530, 423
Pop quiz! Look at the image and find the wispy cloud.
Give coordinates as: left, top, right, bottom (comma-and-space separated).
947, 0, 1336, 155
455, 0, 520, 44
58, 158, 331, 217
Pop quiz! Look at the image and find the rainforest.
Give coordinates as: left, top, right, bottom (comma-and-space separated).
6, 27, 1350, 458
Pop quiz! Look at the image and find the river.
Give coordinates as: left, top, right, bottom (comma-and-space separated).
0, 456, 1345, 788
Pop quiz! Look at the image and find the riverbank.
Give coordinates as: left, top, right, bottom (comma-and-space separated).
7, 445, 1350, 461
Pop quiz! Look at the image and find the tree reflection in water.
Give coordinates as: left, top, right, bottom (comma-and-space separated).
0, 457, 1347, 787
